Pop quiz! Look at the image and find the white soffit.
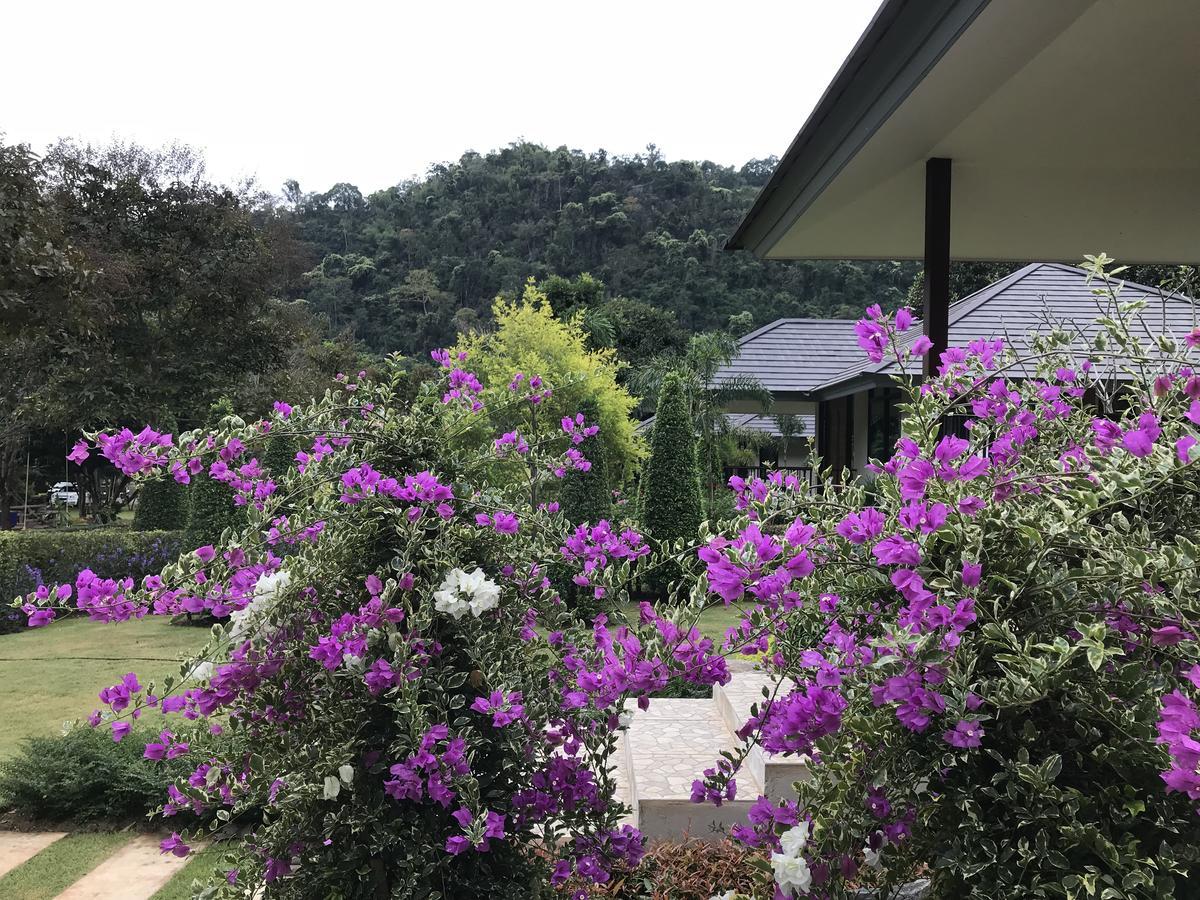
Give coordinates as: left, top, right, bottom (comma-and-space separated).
764, 0, 1200, 263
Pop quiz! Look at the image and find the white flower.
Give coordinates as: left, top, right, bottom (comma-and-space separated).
229, 569, 291, 643
433, 587, 470, 619
618, 709, 634, 729
456, 567, 486, 595
779, 822, 810, 858
468, 581, 500, 616
323, 775, 341, 800
771, 851, 812, 896
338, 765, 354, 784
863, 844, 884, 868
187, 661, 214, 682
434, 567, 500, 619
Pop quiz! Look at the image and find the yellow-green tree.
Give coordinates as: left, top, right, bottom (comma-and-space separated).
454, 280, 642, 483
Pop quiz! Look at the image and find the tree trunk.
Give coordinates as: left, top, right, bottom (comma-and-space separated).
0, 447, 13, 530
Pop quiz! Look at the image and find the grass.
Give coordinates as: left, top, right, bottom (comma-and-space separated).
149, 844, 225, 900
0, 617, 211, 759
624, 601, 749, 644
0, 832, 132, 899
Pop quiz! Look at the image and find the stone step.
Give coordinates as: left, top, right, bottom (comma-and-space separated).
713, 672, 811, 800
612, 729, 638, 829
623, 698, 761, 841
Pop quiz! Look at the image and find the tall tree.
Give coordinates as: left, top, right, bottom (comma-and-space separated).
40, 139, 284, 429
0, 141, 91, 527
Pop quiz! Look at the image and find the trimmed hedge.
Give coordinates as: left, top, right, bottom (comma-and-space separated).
133, 477, 188, 531
0, 725, 196, 824
0, 528, 184, 631
559, 399, 613, 526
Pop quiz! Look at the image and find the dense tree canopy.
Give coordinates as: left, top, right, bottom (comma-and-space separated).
268, 143, 925, 356
0, 138, 357, 523
453, 280, 642, 482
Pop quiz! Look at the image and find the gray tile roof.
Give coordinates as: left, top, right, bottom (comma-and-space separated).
634, 411, 815, 439
726, 412, 816, 439
711, 319, 863, 394
815, 263, 1200, 392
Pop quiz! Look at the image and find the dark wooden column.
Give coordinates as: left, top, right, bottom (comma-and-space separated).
923, 157, 952, 376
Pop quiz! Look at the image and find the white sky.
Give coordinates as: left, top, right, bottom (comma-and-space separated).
1, 0, 880, 196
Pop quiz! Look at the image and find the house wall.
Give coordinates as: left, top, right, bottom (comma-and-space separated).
774, 441, 812, 468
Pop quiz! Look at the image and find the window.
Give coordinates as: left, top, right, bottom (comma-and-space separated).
867, 387, 902, 462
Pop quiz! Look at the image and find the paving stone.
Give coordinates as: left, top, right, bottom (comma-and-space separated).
614, 672, 821, 841
0, 831, 66, 878
714, 672, 810, 798
55, 834, 194, 900
623, 696, 761, 840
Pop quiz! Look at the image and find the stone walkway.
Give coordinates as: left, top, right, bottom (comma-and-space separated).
0, 831, 65, 878
618, 670, 800, 840
57, 834, 194, 899
0, 831, 194, 898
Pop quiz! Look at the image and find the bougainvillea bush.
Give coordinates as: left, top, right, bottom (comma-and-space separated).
19, 356, 727, 898
16, 258, 1200, 900
686, 260, 1200, 898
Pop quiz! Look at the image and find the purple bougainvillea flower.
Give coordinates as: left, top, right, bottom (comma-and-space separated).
67, 440, 90, 464
961, 561, 983, 589
160, 833, 190, 858
943, 719, 984, 749
1178, 435, 1198, 463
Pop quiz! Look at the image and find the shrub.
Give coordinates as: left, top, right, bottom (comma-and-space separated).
453, 279, 643, 483
640, 372, 702, 544
559, 399, 613, 526
17, 359, 723, 898
0, 528, 183, 632
184, 475, 246, 547
685, 260, 1200, 898
261, 434, 297, 477
639, 372, 702, 597
134, 477, 188, 531
0, 726, 195, 824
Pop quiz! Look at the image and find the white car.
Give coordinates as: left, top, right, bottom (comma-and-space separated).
49, 482, 80, 506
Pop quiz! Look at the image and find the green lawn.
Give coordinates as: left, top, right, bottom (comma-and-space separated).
623, 602, 750, 645
0, 617, 211, 759
149, 844, 224, 900
0, 832, 132, 899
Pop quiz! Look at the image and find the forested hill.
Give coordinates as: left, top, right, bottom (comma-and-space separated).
266, 143, 922, 356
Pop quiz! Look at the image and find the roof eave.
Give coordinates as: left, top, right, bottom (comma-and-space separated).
725, 0, 991, 257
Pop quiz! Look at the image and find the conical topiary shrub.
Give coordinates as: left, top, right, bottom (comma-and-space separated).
640, 371, 702, 556
185, 399, 247, 548
133, 477, 187, 532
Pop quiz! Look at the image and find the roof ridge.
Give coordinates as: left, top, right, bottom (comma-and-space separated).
735, 318, 787, 346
